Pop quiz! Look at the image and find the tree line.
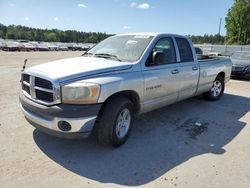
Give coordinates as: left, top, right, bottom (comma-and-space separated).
0, 23, 226, 44
0, 24, 111, 43
188, 34, 225, 44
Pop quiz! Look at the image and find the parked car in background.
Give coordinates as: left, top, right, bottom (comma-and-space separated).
231, 51, 250, 78
2, 41, 21, 51
208, 52, 222, 57
66, 43, 74, 51
0, 39, 97, 52
67, 43, 84, 51
57, 43, 68, 51
73, 44, 83, 51
47, 43, 59, 51
19, 42, 36, 51
0, 42, 4, 50
81, 44, 91, 51
195, 47, 209, 60
36, 43, 49, 51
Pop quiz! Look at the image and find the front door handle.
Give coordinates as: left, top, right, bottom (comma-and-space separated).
171, 69, 179, 74
192, 66, 198, 71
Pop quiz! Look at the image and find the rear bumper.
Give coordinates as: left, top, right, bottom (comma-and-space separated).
20, 93, 102, 139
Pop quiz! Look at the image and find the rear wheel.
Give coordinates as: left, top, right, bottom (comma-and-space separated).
203, 75, 224, 101
96, 97, 135, 147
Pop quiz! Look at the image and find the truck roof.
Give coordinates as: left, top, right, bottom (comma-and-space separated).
117, 32, 189, 39
117, 32, 159, 36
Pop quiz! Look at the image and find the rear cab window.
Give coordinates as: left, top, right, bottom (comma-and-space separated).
175, 37, 194, 62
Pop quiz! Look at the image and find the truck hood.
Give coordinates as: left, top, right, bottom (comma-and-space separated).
231, 59, 250, 66
25, 57, 133, 82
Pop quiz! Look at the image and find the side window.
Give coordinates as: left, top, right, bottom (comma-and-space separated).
146, 37, 176, 66
175, 38, 194, 62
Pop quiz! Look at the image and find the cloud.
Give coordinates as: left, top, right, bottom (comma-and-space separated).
77, 3, 87, 8
123, 26, 131, 30
130, 2, 137, 7
137, 3, 150, 9
54, 17, 59, 21
24, 17, 30, 21
130, 2, 150, 9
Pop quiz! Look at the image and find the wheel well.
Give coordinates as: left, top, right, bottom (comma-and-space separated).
217, 72, 225, 80
99, 90, 141, 115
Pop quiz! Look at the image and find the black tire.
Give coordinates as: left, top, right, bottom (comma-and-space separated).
203, 75, 224, 101
96, 97, 135, 148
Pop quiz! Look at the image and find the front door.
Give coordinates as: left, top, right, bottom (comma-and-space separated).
142, 37, 181, 113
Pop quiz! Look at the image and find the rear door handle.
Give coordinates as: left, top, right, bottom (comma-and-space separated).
192, 66, 198, 71
171, 69, 179, 74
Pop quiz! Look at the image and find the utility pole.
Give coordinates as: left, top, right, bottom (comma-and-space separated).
218, 18, 222, 43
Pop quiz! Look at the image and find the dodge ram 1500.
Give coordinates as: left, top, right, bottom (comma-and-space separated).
20, 33, 232, 147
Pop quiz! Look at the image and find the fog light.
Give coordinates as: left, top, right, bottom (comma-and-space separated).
58, 121, 71, 131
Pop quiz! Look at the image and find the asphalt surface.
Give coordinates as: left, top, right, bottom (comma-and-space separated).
0, 51, 250, 188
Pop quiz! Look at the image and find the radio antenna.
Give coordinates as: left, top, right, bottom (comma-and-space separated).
22, 59, 28, 72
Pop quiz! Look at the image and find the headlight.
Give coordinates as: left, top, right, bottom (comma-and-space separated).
62, 82, 100, 104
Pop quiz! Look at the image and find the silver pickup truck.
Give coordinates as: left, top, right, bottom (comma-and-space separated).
20, 33, 232, 147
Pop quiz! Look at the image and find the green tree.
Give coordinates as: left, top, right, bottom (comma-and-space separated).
0, 23, 111, 43
0, 24, 7, 38
225, 0, 250, 45
188, 34, 225, 44
46, 32, 59, 42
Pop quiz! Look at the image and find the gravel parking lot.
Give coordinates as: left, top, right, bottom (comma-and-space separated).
0, 51, 250, 188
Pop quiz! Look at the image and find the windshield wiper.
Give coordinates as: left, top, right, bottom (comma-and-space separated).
94, 53, 122, 62
81, 52, 93, 56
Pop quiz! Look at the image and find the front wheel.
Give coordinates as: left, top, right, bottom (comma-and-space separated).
96, 97, 135, 148
203, 75, 225, 101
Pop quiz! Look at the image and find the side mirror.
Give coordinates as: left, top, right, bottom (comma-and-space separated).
152, 51, 165, 64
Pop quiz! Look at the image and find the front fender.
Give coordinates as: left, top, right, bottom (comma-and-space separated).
81, 72, 144, 104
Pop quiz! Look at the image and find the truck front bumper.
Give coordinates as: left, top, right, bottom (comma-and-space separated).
19, 93, 102, 139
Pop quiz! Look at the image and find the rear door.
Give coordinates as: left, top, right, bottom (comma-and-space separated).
142, 37, 181, 112
175, 37, 199, 100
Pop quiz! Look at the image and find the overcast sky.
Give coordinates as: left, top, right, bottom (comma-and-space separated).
0, 0, 233, 35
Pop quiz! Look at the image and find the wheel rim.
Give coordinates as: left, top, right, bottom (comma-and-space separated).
115, 108, 131, 139
211, 80, 222, 97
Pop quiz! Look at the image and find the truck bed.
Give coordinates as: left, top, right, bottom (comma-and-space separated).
198, 56, 228, 62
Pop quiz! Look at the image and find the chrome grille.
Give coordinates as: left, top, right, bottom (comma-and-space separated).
22, 74, 30, 83
22, 83, 30, 94
35, 89, 54, 102
21, 73, 60, 105
35, 77, 53, 89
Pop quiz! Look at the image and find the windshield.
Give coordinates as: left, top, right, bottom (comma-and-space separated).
231, 52, 250, 61
87, 35, 153, 62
